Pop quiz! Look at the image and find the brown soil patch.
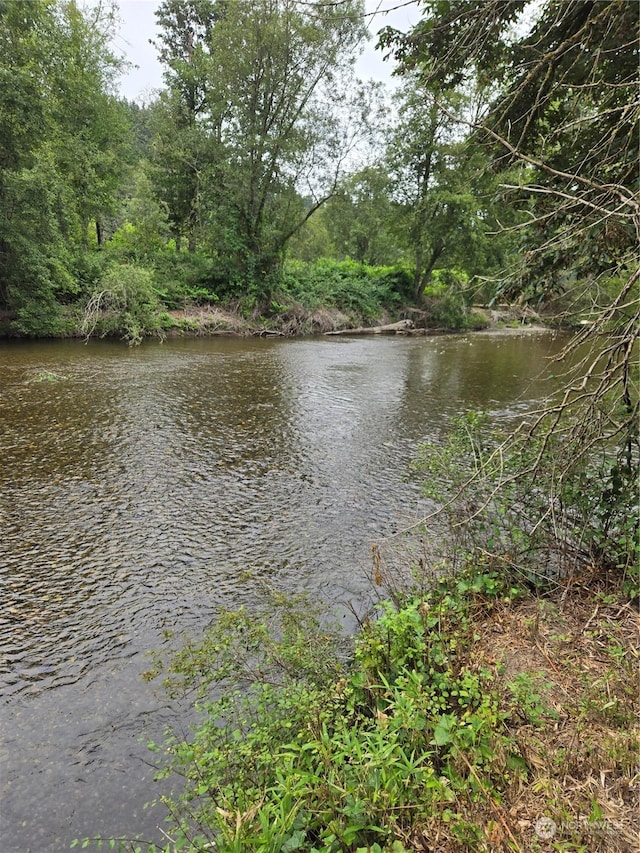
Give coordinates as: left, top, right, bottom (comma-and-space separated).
465, 584, 640, 852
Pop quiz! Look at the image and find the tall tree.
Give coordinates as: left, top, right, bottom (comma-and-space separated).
51, 0, 129, 248
154, 0, 368, 304
380, 1, 639, 303
0, 0, 128, 332
148, 88, 209, 253
381, 0, 639, 567
386, 78, 508, 301
0, 0, 61, 318
151, 0, 220, 252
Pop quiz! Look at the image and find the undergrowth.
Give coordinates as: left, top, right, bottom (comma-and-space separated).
73, 564, 639, 853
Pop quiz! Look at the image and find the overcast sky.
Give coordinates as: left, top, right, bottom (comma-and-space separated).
111, 0, 421, 102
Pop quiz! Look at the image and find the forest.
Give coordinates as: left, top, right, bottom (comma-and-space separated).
2, 0, 635, 343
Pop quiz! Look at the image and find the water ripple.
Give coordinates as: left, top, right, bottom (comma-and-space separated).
0, 334, 566, 852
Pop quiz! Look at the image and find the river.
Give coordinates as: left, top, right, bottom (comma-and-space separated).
0, 331, 565, 851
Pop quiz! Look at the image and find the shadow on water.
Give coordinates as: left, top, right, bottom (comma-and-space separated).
0, 331, 566, 851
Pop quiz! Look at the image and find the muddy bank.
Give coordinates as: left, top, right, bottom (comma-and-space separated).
162, 303, 552, 338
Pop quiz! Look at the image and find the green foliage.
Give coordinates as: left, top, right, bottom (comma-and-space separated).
506, 673, 557, 727
381, 1, 639, 312
383, 79, 515, 305
151, 0, 369, 306
0, 0, 130, 329
280, 259, 407, 324
106, 168, 172, 264
320, 166, 404, 267
129, 574, 544, 853
421, 292, 467, 330
151, 251, 219, 308
414, 409, 640, 583
82, 264, 164, 345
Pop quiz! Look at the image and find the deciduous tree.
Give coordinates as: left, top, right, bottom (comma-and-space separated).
154, 0, 368, 305
0, 0, 129, 332
381, 0, 639, 570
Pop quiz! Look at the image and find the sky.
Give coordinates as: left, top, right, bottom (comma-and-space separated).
110, 0, 421, 102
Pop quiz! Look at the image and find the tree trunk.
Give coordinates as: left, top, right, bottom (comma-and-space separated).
325, 319, 415, 336
414, 240, 445, 302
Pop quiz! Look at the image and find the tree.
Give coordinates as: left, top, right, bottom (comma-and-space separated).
386, 78, 509, 302
148, 87, 210, 253
50, 0, 129, 248
151, 0, 220, 253
0, 0, 129, 332
322, 165, 402, 266
0, 0, 63, 321
380, 1, 638, 298
381, 0, 639, 571
154, 0, 368, 305
107, 165, 171, 263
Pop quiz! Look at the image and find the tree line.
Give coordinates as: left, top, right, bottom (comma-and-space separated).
0, 0, 516, 336
0, 0, 637, 343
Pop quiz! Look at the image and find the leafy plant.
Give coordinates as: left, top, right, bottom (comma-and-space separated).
413, 408, 639, 586
279, 259, 407, 324
81, 263, 164, 345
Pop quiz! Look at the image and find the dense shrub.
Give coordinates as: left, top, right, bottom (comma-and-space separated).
81, 263, 163, 345
279, 259, 408, 323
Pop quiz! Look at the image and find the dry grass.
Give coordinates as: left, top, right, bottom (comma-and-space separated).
165, 304, 359, 336
165, 306, 255, 335
422, 575, 640, 852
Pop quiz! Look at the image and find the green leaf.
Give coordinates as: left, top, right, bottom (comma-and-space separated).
282, 829, 307, 851
433, 714, 456, 746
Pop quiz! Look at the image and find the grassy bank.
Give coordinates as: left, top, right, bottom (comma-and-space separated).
72, 404, 638, 853
75, 564, 638, 853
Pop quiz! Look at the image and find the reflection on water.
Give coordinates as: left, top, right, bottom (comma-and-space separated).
0, 332, 564, 851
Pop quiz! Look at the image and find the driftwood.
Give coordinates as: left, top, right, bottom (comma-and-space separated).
325, 319, 414, 336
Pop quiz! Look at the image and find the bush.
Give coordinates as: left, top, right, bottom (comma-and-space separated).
116, 575, 529, 853
150, 250, 220, 308
76, 557, 639, 853
413, 410, 639, 586
279, 259, 407, 324
421, 292, 467, 330
81, 263, 163, 345
63, 561, 535, 853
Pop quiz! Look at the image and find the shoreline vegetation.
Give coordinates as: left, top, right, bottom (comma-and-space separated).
0, 303, 554, 342
0, 258, 557, 343
0, 302, 552, 342
74, 563, 639, 853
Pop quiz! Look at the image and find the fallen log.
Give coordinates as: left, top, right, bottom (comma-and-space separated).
325, 319, 414, 336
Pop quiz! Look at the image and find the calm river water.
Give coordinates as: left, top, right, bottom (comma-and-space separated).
1, 331, 565, 851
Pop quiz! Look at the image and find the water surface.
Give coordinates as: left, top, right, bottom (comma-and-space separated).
0, 332, 564, 851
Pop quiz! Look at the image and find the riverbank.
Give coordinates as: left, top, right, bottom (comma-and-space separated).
161, 304, 552, 338
116, 564, 639, 853
106, 385, 638, 852
0, 301, 553, 342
